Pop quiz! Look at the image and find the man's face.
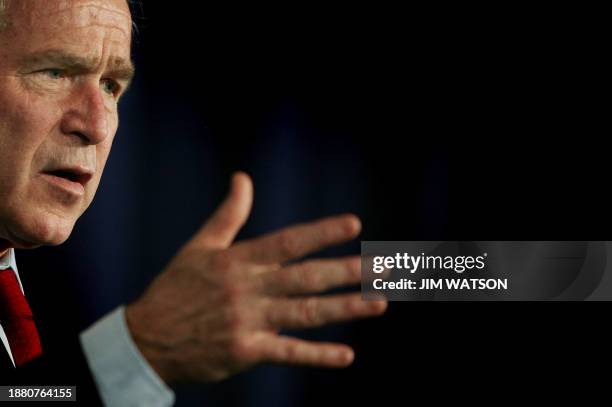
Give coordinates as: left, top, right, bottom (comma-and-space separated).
0, 0, 133, 248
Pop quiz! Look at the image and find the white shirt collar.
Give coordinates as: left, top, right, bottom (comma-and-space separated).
0, 248, 24, 293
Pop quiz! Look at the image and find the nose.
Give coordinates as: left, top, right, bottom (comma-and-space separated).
60, 82, 113, 145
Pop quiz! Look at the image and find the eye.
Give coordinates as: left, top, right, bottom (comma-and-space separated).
101, 78, 121, 97
38, 68, 66, 79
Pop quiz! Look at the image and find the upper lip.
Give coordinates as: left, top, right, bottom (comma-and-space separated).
41, 165, 94, 186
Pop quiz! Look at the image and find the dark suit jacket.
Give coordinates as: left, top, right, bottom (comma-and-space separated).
0, 336, 103, 405
0, 257, 104, 406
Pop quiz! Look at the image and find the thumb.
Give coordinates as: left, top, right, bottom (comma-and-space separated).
192, 172, 253, 250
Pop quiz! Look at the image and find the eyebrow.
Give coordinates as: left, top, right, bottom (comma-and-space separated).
20, 49, 136, 85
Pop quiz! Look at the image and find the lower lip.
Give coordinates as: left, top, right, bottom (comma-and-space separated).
39, 173, 85, 197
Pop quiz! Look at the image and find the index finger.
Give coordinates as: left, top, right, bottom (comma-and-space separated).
231, 214, 361, 264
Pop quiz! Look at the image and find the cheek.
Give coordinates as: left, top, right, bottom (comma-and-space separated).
84, 132, 116, 200
0, 88, 61, 181
97, 119, 117, 171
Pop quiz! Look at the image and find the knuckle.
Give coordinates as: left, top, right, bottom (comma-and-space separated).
215, 267, 249, 306
302, 267, 323, 291
224, 305, 245, 332
346, 298, 361, 314
283, 342, 299, 363
228, 335, 250, 362
247, 272, 266, 294
276, 269, 294, 290
299, 297, 321, 326
278, 232, 301, 258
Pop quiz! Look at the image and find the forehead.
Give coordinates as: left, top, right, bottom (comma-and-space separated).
3, 0, 132, 61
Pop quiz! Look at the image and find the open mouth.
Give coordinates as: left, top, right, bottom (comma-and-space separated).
42, 168, 93, 186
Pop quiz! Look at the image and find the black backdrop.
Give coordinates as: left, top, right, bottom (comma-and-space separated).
15, 2, 608, 405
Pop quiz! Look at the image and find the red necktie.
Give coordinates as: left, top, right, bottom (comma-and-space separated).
0, 268, 42, 366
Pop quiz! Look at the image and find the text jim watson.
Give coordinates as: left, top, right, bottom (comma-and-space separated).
372, 278, 509, 290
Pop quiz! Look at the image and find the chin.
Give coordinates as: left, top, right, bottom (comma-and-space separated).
2, 208, 77, 249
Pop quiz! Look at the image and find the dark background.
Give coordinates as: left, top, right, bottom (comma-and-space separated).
16, 2, 609, 405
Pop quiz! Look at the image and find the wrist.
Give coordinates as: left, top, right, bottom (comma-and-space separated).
125, 301, 176, 384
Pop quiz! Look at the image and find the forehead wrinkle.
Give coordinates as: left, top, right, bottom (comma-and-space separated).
37, 1, 131, 20
47, 19, 131, 39
21, 21, 133, 66
18, 2, 132, 38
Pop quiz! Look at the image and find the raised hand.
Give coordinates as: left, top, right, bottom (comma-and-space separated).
125, 172, 387, 383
